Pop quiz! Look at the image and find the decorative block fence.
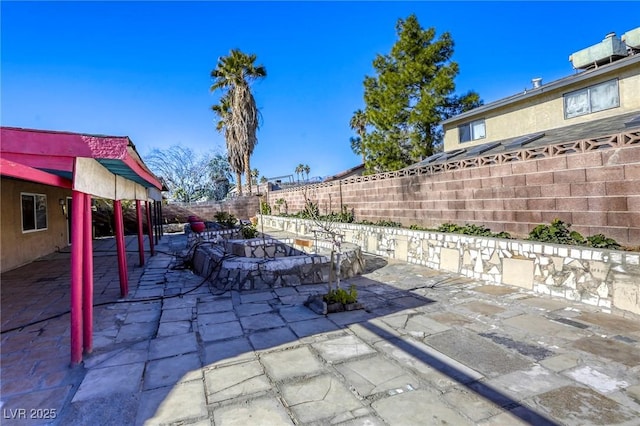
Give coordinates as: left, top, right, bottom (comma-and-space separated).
265, 130, 640, 246
259, 215, 640, 317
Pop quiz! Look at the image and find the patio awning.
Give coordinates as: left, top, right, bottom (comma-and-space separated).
0, 127, 162, 200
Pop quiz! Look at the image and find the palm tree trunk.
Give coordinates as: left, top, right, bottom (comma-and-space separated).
244, 152, 252, 195
236, 171, 243, 196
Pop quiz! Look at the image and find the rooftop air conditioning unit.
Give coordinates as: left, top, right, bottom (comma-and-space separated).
569, 32, 628, 70
622, 27, 640, 51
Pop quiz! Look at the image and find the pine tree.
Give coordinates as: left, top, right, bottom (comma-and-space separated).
361, 14, 482, 173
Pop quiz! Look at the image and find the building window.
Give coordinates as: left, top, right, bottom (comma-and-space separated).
564, 79, 619, 119
458, 119, 486, 143
21, 193, 48, 232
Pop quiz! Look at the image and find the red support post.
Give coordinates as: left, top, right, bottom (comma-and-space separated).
146, 201, 155, 256
114, 200, 129, 297
136, 200, 145, 266
83, 195, 94, 354
70, 190, 85, 365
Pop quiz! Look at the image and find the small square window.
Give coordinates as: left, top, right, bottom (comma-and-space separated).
21, 193, 48, 232
458, 119, 486, 143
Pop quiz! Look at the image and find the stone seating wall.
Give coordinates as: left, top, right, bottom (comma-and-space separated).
259, 215, 640, 317
190, 231, 364, 291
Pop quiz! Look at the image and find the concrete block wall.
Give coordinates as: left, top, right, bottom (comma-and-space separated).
176, 196, 261, 222
267, 141, 640, 246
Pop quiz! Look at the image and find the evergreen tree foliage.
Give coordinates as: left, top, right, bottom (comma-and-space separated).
360, 14, 482, 173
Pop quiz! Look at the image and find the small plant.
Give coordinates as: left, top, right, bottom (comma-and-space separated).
461, 224, 493, 236
214, 211, 237, 228
437, 223, 464, 233
325, 205, 355, 223
357, 219, 403, 227
324, 285, 358, 305
586, 234, 621, 250
300, 199, 320, 219
274, 198, 288, 215
259, 200, 271, 215
528, 219, 582, 245
240, 224, 259, 239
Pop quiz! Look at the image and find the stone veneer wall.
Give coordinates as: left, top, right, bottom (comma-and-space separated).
267, 131, 640, 246
190, 230, 364, 291
259, 215, 640, 317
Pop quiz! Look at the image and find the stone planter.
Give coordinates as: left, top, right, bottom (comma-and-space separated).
306, 294, 364, 315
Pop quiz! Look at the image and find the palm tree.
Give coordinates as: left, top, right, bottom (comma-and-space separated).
303, 164, 310, 182
251, 168, 259, 184
211, 49, 266, 195
349, 109, 367, 163
212, 94, 244, 195
295, 164, 304, 183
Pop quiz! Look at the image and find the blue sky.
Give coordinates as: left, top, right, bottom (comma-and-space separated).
2, 1, 639, 181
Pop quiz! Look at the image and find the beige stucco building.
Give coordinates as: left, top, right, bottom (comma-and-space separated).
0, 178, 72, 272
442, 38, 640, 153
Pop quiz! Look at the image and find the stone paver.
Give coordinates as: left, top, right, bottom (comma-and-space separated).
204, 360, 272, 403
261, 346, 324, 381
280, 374, 364, 423
1, 231, 640, 425
212, 396, 293, 426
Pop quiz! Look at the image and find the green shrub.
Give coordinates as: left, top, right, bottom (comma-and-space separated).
324, 285, 358, 304
325, 206, 355, 223
240, 224, 259, 239
300, 199, 319, 219
274, 198, 288, 214
528, 219, 582, 245
259, 200, 271, 215
214, 211, 237, 228
586, 234, 621, 250
434, 222, 511, 239
437, 223, 464, 233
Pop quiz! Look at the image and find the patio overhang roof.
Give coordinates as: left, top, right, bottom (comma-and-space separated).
0, 127, 162, 200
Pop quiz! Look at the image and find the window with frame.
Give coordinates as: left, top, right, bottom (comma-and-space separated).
21, 193, 48, 232
564, 79, 619, 119
458, 119, 486, 143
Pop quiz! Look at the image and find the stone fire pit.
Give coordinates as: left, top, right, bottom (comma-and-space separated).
191, 234, 364, 291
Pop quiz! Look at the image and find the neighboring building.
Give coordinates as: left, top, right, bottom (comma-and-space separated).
323, 163, 366, 182
440, 28, 640, 154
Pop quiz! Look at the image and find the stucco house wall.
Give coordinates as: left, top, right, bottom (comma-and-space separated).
1, 178, 72, 272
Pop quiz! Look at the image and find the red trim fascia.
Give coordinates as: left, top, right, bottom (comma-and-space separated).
120, 154, 162, 190
1, 153, 74, 173
0, 158, 72, 188
1, 127, 129, 159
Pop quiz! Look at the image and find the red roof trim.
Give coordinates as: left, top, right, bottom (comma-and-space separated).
0, 127, 129, 158
0, 158, 72, 188
1, 153, 74, 173
1, 127, 162, 189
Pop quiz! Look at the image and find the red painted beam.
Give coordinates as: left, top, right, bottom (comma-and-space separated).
114, 200, 129, 297
0, 158, 72, 188
70, 191, 85, 365
146, 201, 155, 256
1, 127, 162, 190
1, 127, 128, 158
121, 153, 163, 190
83, 195, 94, 354
136, 200, 145, 266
